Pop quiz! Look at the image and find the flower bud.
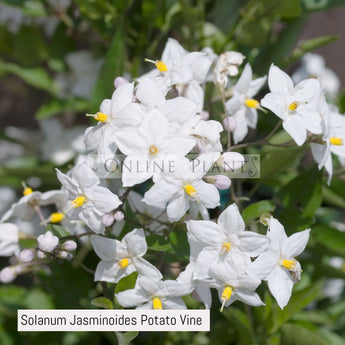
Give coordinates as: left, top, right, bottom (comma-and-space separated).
19, 249, 34, 263
102, 213, 115, 227
214, 175, 231, 190
218, 152, 245, 171
114, 211, 124, 222
37, 250, 47, 259
0, 267, 16, 283
37, 231, 59, 253
114, 77, 129, 88
62, 240, 77, 252
199, 111, 209, 121
222, 117, 237, 131
57, 250, 68, 259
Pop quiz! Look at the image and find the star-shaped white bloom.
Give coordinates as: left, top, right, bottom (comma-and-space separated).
56, 162, 122, 233
249, 217, 310, 309
0, 223, 19, 257
91, 228, 161, 283
311, 104, 345, 184
225, 63, 267, 144
115, 275, 187, 310
187, 203, 269, 281
143, 154, 220, 222
84, 82, 142, 152
114, 109, 196, 187
209, 261, 264, 311
261, 64, 321, 146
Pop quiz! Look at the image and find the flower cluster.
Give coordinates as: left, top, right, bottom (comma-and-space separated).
3, 37, 344, 313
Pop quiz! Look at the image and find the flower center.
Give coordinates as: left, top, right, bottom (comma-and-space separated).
118, 258, 129, 269
184, 184, 197, 197
49, 212, 65, 223
144, 58, 168, 72
220, 242, 231, 256
23, 187, 33, 196
152, 297, 163, 310
281, 259, 296, 270
245, 99, 260, 109
149, 145, 159, 154
288, 102, 298, 111
329, 137, 343, 146
86, 112, 108, 122
72, 196, 86, 208
221, 285, 233, 312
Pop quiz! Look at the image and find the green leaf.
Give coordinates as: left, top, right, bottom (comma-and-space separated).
91, 30, 125, 110
313, 224, 345, 257
242, 200, 276, 223
147, 234, 172, 251
0, 60, 57, 94
35, 98, 90, 119
25, 289, 54, 309
91, 297, 114, 310
115, 331, 139, 345
115, 272, 138, 294
283, 35, 339, 66
276, 0, 302, 18
280, 323, 328, 345
46, 224, 70, 238
270, 282, 323, 333
222, 308, 254, 345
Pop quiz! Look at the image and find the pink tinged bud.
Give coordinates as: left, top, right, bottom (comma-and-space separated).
0, 267, 16, 283
214, 175, 231, 190
19, 249, 34, 263
57, 251, 68, 259
199, 111, 209, 121
37, 250, 47, 259
62, 240, 77, 252
37, 231, 59, 253
222, 117, 237, 131
221, 152, 245, 171
102, 213, 115, 227
114, 77, 129, 88
114, 211, 124, 222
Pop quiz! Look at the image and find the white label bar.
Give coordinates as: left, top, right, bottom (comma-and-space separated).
18, 309, 210, 332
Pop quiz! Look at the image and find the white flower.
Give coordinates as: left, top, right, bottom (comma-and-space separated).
0, 223, 19, 257
311, 103, 345, 184
225, 63, 267, 144
209, 261, 264, 311
143, 154, 220, 222
56, 162, 122, 233
249, 217, 310, 309
1, 189, 68, 223
187, 203, 269, 281
84, 82, 142, 154
261, 64, 321, 146
142, 38, 213, 93
214, 51, 245, 87
91, 228, 162, 283
37, 231, 59, 253
114, 109, 196, 186
115, 275, 187, 310
292, 53, 340, 99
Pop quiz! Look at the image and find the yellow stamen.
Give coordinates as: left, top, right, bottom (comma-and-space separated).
72, 196, 86, 208
23, 187, 33, 196
222, 242, 231, 252
220, 285, 233, 312
118, 258, 129, 269
245, 99, 260, 109
152, 297, 163, 310
184, 184, 197, 197
145, 58, 168, 72
288, 102, 298, 111
282, 259, 296, 270
86, 112, 108, 123
329, 137, 343, 146
49, 212, 65, 223
149, 145, 159, 154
